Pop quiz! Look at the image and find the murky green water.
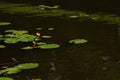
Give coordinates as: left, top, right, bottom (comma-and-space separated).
0, 1, 120, 80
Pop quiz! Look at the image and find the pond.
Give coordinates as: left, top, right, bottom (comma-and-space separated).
0, 1, 120, 80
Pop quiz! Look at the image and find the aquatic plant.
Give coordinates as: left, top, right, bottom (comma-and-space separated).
1, 3, 120, 24
3, 30, 36, 43
69, 39, 87, 44
0, 77, 13, 80
21, 46, 33, 50
41, 35, 52, 39
0, 22, 11, 26
0, 45, 6, 48
37, 43, 60, 49
0, 63, 39, 75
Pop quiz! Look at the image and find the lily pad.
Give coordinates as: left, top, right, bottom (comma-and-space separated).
0, 77, 13, 80
5, 34, 16, 38
37, 42, 47, 45
0, 22, 11, 26
18, 34, 36, 42
41, 35, 52, 38
4, 38, 18, 44
21, 46, 33, 50
69, 39, 87, 44
0, 45, 6, 48
12, 30, 28, 35
38, 43, 60, 49
5, 67, 21, 74
5, 30, 16, 33
0, 35, 3, 37
15, 63, 39, 69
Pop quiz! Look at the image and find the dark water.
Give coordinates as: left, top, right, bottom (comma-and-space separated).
0, 1, 120, 80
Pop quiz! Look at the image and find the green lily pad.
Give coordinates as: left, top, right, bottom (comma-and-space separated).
5, 67, 21, 74
37, 42, 47, 45
69, 39, 87, 44
0, 77, 13, 80
12, 30, 28, 35
21, 46, 33, 49
15, 63, 39, 69
5, 34, 16, 37
0, 45, 6, 48
4, 38, 18, 44
38, 43, 60, 49
18, 34, 36, 42
0, 35, 3, 37
5, 30, 16, 33
41, 35, 52, 38
0, 22, 11, 26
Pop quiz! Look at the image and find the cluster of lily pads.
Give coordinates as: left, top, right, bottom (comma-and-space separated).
0, 2, 120, 24
0, 29, 88, 49
0, 63, 41, 80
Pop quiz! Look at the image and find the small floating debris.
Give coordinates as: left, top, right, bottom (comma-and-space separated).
69, 15, 79, 18
36, 28, 42, 30
48, 28, 54, 30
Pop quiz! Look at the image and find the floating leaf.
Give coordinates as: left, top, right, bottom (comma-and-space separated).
4, 38, 18, 44
5, 34, 16, 37
0, 45, 6, 48
15, 63, 39, 69
12, 30, 28, 35
38, 43, 60, 49
18, 34, 36, 42
0, 63, 39, 75
37, 42, 47, 45
0, 22, 11, 26
21, 46, 33, 50
69, 39, 87, 44
0, 35, 3, 37
5, 30, 16, 33
41, 35, 52, 38
0, 77, 13, 80
5, 67, 21, 74
48, 28, 54, 30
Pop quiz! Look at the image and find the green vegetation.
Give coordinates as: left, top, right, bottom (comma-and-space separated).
69, 39, 87, 44
37, 43, 60, 49
0, 3, 120, 24
0, 22, 11, 26
41, 35, 52, 38
0, 63, 39, 75
0, 77, 13, 80
0, 45, 6, 48
0, 29, 88, 49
